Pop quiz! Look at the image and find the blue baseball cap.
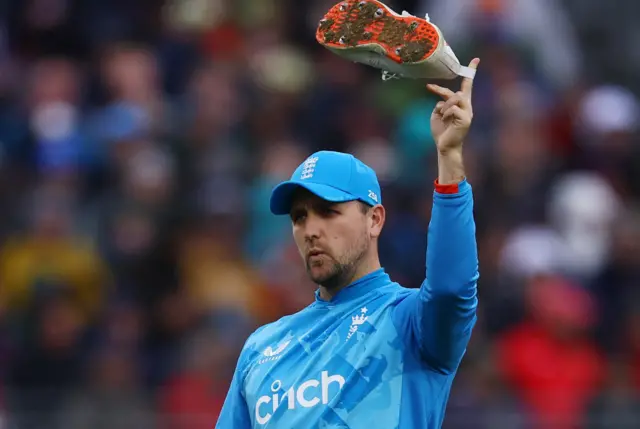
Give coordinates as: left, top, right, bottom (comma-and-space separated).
270, 150, 382, 215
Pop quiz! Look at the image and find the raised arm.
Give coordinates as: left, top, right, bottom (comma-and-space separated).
393, 59, 480, 373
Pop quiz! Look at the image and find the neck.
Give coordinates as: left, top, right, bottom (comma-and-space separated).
318, 257, 381, 301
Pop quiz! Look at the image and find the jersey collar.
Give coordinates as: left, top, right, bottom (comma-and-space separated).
313, 268, 389, 306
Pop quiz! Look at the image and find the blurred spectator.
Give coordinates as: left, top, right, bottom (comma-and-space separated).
497, 275, 605, 429
0, 183, 108, 337
5, 293, 87, 429
99, 43, 173, 136
574, 85, 640, 200
159, 328, 236, 429
444, 347, 533, 429
591, 208, 640, 354
57, 347, 156, 429
25, 56, 90, 178
423, 0, 582, 90
546, 171, 622, 281
584, 357, 640, 429
244, 139, 306, 263
177, 214, 281, 330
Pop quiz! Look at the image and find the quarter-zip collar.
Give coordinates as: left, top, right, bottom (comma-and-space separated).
313, 268, 389, 306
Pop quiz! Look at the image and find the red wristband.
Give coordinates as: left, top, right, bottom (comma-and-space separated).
434, 179, 460, 194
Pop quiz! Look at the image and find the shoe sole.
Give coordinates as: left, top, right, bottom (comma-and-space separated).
316, 0, 440, 64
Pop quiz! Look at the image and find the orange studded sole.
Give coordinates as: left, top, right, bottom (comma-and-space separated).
316, 0, 440, 64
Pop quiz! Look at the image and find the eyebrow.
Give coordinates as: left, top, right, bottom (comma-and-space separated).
290, 206, 305, 218
290, 200, 337, 216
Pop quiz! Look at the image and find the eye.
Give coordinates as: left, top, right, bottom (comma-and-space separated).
291, 211, 306, 224
321, 207, 340, 216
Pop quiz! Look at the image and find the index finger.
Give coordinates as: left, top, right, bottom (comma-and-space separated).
460, 58, 480, 97
426, 84, 455, 100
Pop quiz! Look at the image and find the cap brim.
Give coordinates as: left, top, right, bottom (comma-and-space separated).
269, 181, 358, 215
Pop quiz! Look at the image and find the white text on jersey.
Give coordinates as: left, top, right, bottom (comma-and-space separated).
255, 371, 345, 425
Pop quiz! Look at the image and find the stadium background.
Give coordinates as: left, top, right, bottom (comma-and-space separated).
0, 0, 639, 427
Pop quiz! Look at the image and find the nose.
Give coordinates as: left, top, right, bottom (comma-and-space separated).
303, 212, 324, 241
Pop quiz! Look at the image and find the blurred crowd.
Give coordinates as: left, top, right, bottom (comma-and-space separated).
0, 0, 639, 428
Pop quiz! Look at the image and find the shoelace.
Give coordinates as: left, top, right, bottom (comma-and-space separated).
380, 12, 431, 81
381, 71, 399, 81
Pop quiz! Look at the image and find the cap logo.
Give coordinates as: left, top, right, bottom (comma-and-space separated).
368, 190, 378, 202
300, 156, 318, 180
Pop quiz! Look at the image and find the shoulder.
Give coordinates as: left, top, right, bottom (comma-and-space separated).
380, 280, 419, 303
253, 301, 318, 337
242, 303, 316, 358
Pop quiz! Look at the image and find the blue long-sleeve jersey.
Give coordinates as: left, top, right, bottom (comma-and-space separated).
217, 179, 479, 428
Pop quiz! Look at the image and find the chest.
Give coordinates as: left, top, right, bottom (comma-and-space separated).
243, 302, 404, 425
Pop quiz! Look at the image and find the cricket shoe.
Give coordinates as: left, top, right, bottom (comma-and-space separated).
315, 0, 476, 81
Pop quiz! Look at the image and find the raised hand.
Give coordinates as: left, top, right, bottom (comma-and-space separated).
427, 58, 480, 154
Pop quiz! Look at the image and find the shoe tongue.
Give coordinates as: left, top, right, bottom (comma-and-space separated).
443, 45, 477, 79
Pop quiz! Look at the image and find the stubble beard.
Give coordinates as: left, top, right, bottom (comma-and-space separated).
305, 234, 370, 291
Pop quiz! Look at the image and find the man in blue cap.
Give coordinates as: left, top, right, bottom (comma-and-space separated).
216, 58, 481, 428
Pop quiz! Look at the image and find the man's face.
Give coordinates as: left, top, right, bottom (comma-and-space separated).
290, 190, 371, 289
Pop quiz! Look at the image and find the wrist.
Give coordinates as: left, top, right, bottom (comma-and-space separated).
437, 149, 465, 185
436, 144, 463, 156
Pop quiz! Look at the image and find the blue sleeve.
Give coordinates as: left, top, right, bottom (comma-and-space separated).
393, 179, 479, 373
216, 347, 252, 429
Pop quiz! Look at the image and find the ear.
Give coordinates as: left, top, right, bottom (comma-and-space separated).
369, 205, 386, 238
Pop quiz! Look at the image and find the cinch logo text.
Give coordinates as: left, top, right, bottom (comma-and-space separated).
255, 371, 345, 425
